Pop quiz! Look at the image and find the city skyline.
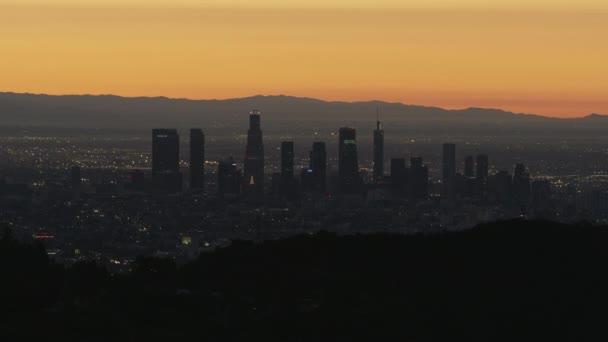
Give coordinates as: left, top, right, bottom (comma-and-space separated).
2, 1, 607, 118
149, 109, 519, 202
3, 1, 608, 339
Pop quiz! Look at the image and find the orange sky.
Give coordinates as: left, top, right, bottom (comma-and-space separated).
1, 1, 607, 117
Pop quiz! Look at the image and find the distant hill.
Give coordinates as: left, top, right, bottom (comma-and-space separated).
0, 92, 606, 137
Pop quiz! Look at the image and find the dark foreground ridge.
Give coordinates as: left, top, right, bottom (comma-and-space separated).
2, 220, 608, 341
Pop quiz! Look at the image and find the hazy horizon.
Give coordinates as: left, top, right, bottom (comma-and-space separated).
3, 90, 606, 119
2, 0, 607, 118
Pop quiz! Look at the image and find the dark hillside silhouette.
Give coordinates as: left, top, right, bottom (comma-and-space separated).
1, 220, 608, 340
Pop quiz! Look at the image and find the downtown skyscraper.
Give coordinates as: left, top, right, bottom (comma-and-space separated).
190, 129, 205, 191
390, 158, 407, 195
464, 155, 476, 198
373, 111, 384, 183
280, 141, 295, 197
409, 157, 429, 200
513, 163, 531, 207
218, 157, 241, 197
476, 154, 489, 199
152, 129, 181, 193
464, 155, 474, 178
301, 142, 327, 193
281, 142, 294, 181
243, 110, 265, 197
338, 127, 360, 193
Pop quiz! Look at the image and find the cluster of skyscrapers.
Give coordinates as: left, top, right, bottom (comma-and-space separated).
152, 128, 204, 194
148, 109, 439, 200
150, 109, 535, 208
151, 110, 349, 199
440, 143, 533, 208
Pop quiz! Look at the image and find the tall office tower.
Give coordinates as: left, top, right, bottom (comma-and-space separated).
190, 129, 205, 191
442, 143, 456, 200
390, 158, 407, 195
153, 129, 180, 174
243, 110, 265, 197
464, 155, 474, 178
373, 111, 384, 183
310, 142, 327, 192
338, 127, 360, 193
152, 129, 181, 193
513, 163, 531, 206
409, 157, 429, 200
280, 141, 294, 195
218, 157, 241, 196
463, 155, 476, 198
476, 154, 489, 198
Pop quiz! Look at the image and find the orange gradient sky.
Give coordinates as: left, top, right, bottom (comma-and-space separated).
1, 1, 607, 117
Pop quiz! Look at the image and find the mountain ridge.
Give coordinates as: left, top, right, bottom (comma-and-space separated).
3, 91, 606, 119
0, 92, 606, 135
0, 91, 587, 119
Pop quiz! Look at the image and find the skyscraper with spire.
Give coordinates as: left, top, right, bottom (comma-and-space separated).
244, 110, 264, 197
373, 107, 384, 183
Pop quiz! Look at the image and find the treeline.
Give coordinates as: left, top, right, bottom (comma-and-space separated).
2, 220, 608, 341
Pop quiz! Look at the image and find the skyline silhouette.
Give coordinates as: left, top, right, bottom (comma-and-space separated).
2, 1, 608, 340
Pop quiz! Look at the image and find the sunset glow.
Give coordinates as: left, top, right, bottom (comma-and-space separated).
1, 1, 607, 117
